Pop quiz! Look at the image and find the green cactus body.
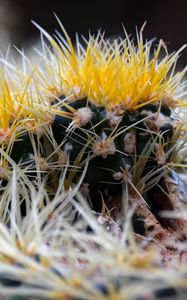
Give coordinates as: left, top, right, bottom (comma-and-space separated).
50, 98, 175, 213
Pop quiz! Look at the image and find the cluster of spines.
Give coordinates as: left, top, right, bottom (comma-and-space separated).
0, 23, 185, 169
0, 171, 186, 300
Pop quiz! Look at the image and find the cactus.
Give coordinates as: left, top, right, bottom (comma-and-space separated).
1, 21, 187, 228
23, 22, 187, 224
0, 20, 187, 299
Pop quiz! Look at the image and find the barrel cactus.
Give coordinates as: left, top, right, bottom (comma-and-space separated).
0, 20, 187, 299
18, 22, 187, 225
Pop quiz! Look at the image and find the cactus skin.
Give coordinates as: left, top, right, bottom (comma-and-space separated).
51, 97, 174, 212
8, 97, 174, 211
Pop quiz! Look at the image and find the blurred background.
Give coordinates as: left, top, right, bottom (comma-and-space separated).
1, 0, 187, 67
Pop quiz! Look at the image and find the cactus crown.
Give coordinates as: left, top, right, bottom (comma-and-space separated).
34, 21, 187, 112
